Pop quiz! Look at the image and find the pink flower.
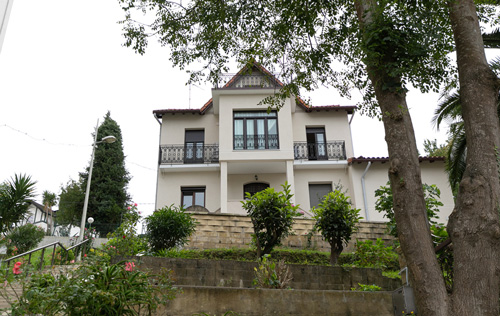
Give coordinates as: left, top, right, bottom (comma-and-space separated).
123, 235, 126, 239
299, 211, 305, 215
127, 206, 131, 210
134, 203, 137, 207
12, 262, 22, 275
125, 262, 135, 272
70, 260, 75, 264
84, 254, 87, 258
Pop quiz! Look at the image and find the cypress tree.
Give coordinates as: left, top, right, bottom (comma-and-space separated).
81, 112, 130, 236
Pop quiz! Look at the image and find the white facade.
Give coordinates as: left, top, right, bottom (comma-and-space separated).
154, 62, 454, 222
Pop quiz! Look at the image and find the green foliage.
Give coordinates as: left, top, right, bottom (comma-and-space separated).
1, 257, 178, 315
431, 224, 453, 292
375, 182, 442, 238
2, 224, 45, 256
117, 1, 457, 117
0, 174, 37, 234
354, 239, 399, 271
57, 179, 84, 228
311, 189, 361, 265
242, 183, 301, 258
80, 112, 131, 236
423, 139, 449, 157
351, 283, 382, 292
252, 254, 293, 289
105, 203, 148, 257
145, 205, 197, 252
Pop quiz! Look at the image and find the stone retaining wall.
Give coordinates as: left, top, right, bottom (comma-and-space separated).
129, 256, 400, 291
162, 286, 394, 316
187, 213, 393, 252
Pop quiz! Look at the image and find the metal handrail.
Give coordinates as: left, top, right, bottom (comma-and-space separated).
1, 238, 92, 277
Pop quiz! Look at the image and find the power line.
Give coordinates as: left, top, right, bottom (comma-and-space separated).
1, 123, 157, 171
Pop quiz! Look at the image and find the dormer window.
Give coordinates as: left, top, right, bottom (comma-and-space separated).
233, 111, 279, 150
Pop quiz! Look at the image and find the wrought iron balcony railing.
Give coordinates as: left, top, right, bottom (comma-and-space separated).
159, 144, 219, 164
234, 134, 279, 150
294, 141, 346, 161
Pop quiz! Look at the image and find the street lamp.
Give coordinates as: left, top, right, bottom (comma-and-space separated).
78, 120, 116, 243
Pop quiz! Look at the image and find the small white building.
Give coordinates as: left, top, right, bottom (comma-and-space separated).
153, 61, 454, 222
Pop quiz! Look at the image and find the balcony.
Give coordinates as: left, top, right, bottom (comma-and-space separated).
159, 144, 219, 164
294, 141, 346, 161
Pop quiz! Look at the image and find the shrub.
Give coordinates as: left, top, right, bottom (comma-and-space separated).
311, 189, 361, 265
253, 254, 293, 289
351, 283, 382, 291
145, 205, 197, 253
242, 183, 301, 258
105, 203, 148, 257
354, 238, 399, 270
1, 257, 178, 315
3, 224, 45, 256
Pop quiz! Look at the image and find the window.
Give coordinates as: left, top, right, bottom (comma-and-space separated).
306, 127, 327, 160
244, 182, 270, 198
234, 111, 279, 150
308, 183, 332, 208
181, 187, 205, 208
184, 130, 204, 163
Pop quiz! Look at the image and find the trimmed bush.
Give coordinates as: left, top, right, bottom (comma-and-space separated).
145, 205, 197, 252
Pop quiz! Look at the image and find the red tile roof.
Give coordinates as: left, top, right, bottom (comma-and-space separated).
153, 61, 356, 117
348, 156, 445, 164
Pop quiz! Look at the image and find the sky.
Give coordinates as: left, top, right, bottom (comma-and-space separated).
0, 1, 450, 219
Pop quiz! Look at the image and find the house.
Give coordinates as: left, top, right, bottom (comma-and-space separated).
153, 61, 454, 223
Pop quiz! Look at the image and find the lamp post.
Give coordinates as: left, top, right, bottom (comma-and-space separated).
87, 217, 94, 236
78, 120, 116, 243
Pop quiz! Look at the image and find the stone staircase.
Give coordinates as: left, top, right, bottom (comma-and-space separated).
0, 282, 21, 315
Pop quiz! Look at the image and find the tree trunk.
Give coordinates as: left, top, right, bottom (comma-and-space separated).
329, 242, 343, 266
354, 1, 449, 314
447, 1, 500, 315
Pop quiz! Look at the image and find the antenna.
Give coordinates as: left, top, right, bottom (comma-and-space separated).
189, 83, 203, 109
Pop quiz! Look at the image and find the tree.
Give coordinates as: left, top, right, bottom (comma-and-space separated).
432, 56, 500, 195
117, 1, 500, 314
423, 139, 449, 158
145, 205, 197, 253
242, 183, 300, 258
42, 190, 57, 235
57, 179, 85, 232
80, 112, 131, 236
375, 182, 443, 238
311, 190, 361, 265
0, 174, 37, 235
447, 1, 500, 314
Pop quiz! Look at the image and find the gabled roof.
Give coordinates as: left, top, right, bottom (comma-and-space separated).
153, 61, 356, 118
348, 156, 445, 164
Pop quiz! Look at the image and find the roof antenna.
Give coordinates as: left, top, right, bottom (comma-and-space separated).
189, 83, 203, 109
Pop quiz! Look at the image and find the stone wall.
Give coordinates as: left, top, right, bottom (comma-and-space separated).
130, 256, 400, 291
187, 213, 393, 252
162, 286, 394, 316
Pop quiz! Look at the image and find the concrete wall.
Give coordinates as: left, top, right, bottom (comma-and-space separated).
163, 286, 394, 316
292, 108, 354, 157
156, 171, 221, 212
129, 256, 400, 291
126, 256, 398, 316
349, 160, 455, 223
187, 213, 393, 252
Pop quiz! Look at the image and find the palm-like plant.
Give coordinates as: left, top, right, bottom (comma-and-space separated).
433, 54, 500, 195
0, 174, 37, 235
42, 190, 58, 235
